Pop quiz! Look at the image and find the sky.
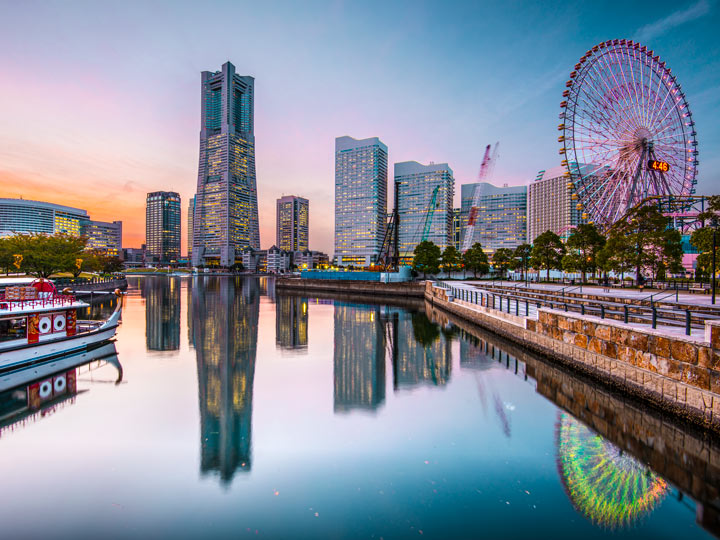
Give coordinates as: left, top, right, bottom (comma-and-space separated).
0, 0, 718, 254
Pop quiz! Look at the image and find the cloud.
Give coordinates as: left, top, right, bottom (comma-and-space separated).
634, 0, 712, 42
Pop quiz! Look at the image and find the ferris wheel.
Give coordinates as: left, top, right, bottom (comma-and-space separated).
558, 39, 698, 229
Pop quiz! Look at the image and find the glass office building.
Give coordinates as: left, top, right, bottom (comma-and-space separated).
81, 220, 122, 256
334, 136, 388, 266
146, 191, 181, 264
0, 198, 88, 237
187, 195, 195, 259
276, 195, 309, 252
394, 161, 454, 259
460, 182, 527, 254
192, 61, 260, 267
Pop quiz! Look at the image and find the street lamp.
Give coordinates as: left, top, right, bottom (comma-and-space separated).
712, 216, 718, 305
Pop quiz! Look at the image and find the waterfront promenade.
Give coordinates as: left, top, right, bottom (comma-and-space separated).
425, 280, 720, 433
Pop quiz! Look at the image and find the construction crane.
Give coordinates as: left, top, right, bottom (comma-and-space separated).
461, 142, 500, 252
421, 185, 440, 243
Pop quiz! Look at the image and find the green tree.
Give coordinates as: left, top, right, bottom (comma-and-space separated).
563, 223, 606, 282
530, 230, 566, 281
412, 241, 441, 278
512, 243, 532, 281
462, 243, 489, 278
11, 233, 87, 278
0, 237, 14, 275
690, 195, 720, 279
441, 245, 461, 277
491, 248, 515, 278
604, 204, 683, 283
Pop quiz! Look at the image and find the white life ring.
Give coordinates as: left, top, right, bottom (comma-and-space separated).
39, 380, 52, 399
54, 375, 67, 393
38, 316, 52, 334
53, 316, 66, 332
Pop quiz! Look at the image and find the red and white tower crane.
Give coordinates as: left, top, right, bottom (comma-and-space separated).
461, 142, 500, 252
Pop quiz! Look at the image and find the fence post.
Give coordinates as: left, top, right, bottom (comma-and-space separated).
515, 299, 519, 316
652, 307, 657, 329
685, 310, 691, 336
581, 304, 585, 315
525, 300, 529, 317
624, 305, 628, 324
600, 305, 605, 319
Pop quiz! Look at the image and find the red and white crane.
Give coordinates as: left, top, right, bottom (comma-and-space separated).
461, 142, 500, 252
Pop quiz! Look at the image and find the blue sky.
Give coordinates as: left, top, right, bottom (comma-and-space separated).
0, 0, 717, 251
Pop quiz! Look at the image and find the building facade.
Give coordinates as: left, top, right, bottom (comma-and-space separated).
452, 208, 462, 250
81, 220, 122, 256
192, 61, 260, 267
276, 195, 309, 252
528, 165, 588, 243
460, 182, 527, 253
334, 136, 388, 266
267, 245, 291, 274
394, 161, 454, 259
0, 198, 88, 237
122, 246, 146, 267
187, 195, 195, 260
146, 191, 181, 264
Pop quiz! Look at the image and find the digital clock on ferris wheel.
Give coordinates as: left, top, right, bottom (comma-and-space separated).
648, 160, 670, 173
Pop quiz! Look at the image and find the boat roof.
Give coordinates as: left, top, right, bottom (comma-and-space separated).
0, 277, 36, 287
0, 298, 88, 316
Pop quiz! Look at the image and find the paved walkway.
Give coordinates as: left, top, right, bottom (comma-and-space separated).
454, 280, 720, 309
436, 281, 708, 340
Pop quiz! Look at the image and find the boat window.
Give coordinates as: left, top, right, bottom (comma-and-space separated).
0, 318, 27, 342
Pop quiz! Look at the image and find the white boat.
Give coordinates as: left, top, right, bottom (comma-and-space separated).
0, 282, 122, 373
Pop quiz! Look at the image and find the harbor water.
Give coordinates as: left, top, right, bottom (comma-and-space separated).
0, 276, 716, 539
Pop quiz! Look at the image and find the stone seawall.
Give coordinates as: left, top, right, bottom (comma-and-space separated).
276, 278, 425, 298
425, 281, 720, 433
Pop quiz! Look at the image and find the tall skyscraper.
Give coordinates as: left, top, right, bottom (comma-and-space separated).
460, 182, 527, 254
276, 195, 309, 252
192, 61, 260, 267
452, 208, 462, 250
187, 195, 195, 259
528, 164, 592, 243
146, 191, 181, 264
334, 136, 388, 266
394, 161, 454, 258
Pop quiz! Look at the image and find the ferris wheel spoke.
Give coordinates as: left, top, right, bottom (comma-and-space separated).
612, 46, 645, 130
585, 60, 641, 134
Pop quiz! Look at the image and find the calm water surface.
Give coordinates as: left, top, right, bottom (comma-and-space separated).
0, 276, 716, 539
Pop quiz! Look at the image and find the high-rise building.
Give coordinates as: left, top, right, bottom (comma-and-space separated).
334, 136, 388, 266
276, 195, 309, 252
146, 191, 181, 264
394, 161, 454, 259
528, 165, 592, 243
192, 62, 259, 267
0, 198, 88, 237
81, 220, 123, 256
452, 208, 462, 250
460, 182, 527, 254
187, 195, 195, 259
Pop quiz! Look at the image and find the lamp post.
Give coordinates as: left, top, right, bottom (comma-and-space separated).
712, 217, 718, 305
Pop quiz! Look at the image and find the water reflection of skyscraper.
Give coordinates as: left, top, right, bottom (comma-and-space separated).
192, 277, 259, 484
275, 295, 308, 352
333, 303, 385, 412
140, 277, 180, 351
393, 312, 451, 389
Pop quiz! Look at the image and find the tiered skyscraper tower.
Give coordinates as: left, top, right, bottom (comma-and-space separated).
192, 61, 260, 267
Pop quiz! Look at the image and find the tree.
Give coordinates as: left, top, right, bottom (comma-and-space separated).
491, 248, 515, 278
441, 246, 461, 277
512, 243, 532, 281
412, 241, 441, 278
691, 195, 720, 279
603, 204, 683, 283
530, 230, 566, 281
462, 243, 489, 278
8, 233, 87, 278
563, 223, 606, 282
